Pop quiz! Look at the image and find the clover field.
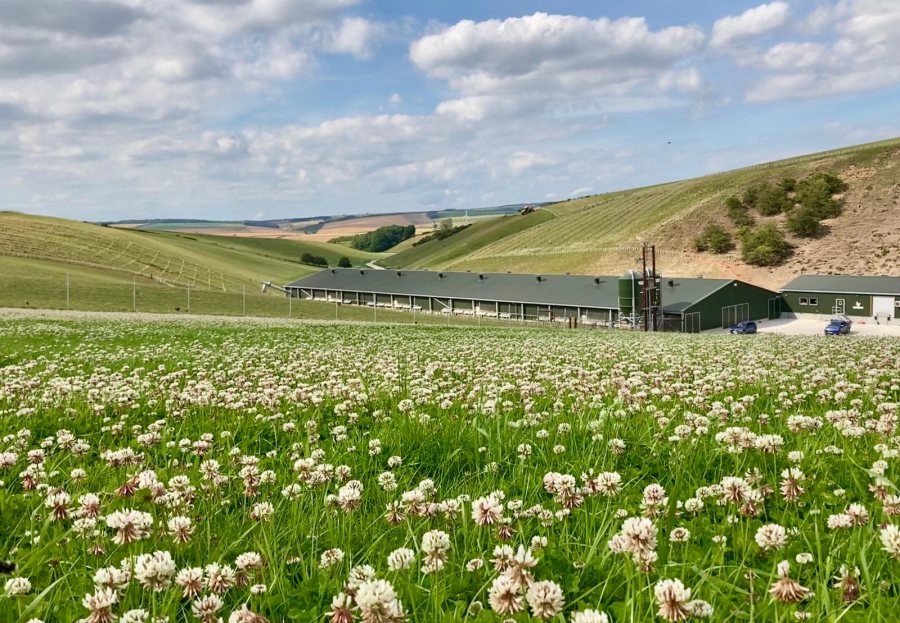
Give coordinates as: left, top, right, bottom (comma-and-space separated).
1, 319, 900, 623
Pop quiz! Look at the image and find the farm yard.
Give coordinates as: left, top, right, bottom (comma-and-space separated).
1, 318, 899, 622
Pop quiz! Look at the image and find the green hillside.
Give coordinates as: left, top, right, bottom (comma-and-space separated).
384, 209, 556, 269
0, 212, 382, 291
170, 232, 381, 267
387, 137, 900, 280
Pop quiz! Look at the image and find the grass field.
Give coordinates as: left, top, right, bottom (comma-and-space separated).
1, 319, 899, 622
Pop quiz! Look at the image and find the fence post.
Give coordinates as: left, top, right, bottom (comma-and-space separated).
243, 285, 246, 316
66, 272, 70, 308
187, 284, 191, 314
133, 277, 136, 312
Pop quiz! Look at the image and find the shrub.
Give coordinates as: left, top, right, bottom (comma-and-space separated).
796, 174, 845, 219
301, 252, 328, 267
338, 256, 352, 268
725, 196, 754, 227
786, 207, 823, 237
741, 186, 759, 209
779, 178, 797, 193
740, 224, 793, 266
754, 184, 793, 216
693, 224, 734, 254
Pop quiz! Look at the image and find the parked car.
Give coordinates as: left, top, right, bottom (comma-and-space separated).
824, 319, 852, 335
730, 320, 757, 334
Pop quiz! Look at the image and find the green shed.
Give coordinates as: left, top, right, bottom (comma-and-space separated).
780, 275, 900, 319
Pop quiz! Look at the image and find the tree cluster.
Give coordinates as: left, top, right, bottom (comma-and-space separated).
413, 224, 471, 247
702, 172, 848, 266
348, 224, 416, 252
300, 252, 329, 267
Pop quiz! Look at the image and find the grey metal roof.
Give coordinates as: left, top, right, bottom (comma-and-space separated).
285, 269, 737, 313
780, 275, 900, 296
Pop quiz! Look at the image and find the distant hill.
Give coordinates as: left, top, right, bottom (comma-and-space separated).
104, 205, 529, 243
384, 138, 900, 289
0, 212, 382, 292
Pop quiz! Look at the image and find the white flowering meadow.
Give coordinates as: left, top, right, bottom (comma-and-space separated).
1, 318, 899, 622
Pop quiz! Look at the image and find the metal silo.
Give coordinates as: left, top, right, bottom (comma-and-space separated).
618, 270, 642, 321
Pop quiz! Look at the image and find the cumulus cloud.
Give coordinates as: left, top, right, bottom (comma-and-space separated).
747, 0, 900, 100
411, 12, 705, 99
323, 17, 385, 59
710, 2, 789, 48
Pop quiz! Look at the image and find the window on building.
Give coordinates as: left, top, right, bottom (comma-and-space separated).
799, 297, 808, 305
809, 298, 818, 306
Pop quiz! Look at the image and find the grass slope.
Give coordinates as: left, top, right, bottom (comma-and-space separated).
384, 209, 556, 269
0, 212, 382, 293
167, 231, 382, 267
394, 138, 900, 281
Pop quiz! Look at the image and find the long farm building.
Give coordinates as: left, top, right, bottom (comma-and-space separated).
285, 268, 779, 332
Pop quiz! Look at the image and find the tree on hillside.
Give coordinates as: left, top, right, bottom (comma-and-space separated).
725, 196, 754, 227
438, 218, 453, 231
349, 224, 417, 252
797, 173, 846, 219
740, 224, 793, 266
754, 183, 793, 216
338, 256, 352, 268
301, 252, 328, 267
786, 207, 823, 238
693, 224, 734, 254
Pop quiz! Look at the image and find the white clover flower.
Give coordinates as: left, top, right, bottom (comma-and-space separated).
134, 550, 176, 591
4, 577, 32, 596
755, 524, 788, 551
387, 547, 415, 571
526, 580, 565, 620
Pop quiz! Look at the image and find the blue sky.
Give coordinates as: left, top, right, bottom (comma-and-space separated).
1, 0, 898, 221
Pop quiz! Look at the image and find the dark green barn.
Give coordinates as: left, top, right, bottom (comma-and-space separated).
285, 269, 779, 332
780, 275, 900, 319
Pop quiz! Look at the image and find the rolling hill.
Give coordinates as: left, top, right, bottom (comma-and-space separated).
0, 212, 400, 316
385, 138, 900, 289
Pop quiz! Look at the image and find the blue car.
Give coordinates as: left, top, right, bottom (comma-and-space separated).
824, 319, 851, 335
730, 321, 757, 334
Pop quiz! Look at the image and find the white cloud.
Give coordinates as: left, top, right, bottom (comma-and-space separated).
761, 42, 826, 69
323, 17, 384, 59
410, 13, 705, 102
710, 2, 789, 48
747, 0, 900, 100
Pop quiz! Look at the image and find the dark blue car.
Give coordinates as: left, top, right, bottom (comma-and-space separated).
730, 321, 757, 334
825, 319, 851, 335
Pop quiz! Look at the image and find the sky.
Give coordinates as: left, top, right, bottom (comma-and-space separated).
2, 0, 899, 222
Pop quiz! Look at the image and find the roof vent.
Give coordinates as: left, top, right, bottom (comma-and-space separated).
396, 271, 402, 277
438, 272, 444, 278
330, 269, 336, 274
667, 280, 674, 287
478, 274, 485, 280
359, 270, 366, 275
593, 277, 601, 285
536, 275, 542, 283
